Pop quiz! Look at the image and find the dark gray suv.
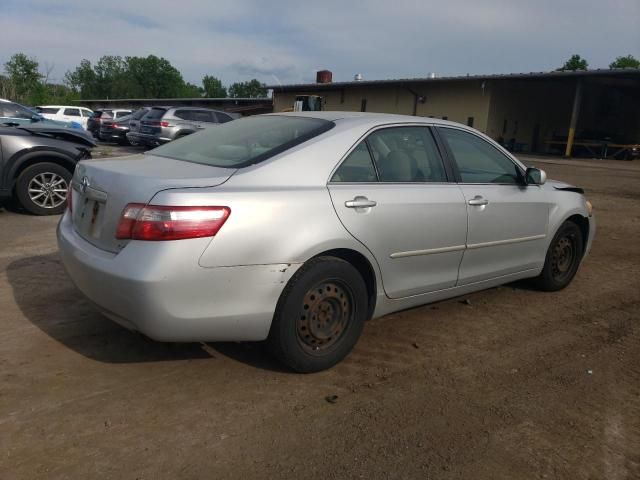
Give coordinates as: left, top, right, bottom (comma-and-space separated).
127, 106, 235, 147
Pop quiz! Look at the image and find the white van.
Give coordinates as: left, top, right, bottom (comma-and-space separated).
36, 106, 94, 129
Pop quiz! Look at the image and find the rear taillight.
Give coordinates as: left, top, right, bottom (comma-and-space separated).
111, 123, 119, 128
67, 183, 73, 213
160, 121, 169, 127
115, 204, 230, 241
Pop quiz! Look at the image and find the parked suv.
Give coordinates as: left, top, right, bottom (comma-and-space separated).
87, 109, 132, 137
127, 106, 234, 147
36, 105, 94, 129
0, 125, 94, 215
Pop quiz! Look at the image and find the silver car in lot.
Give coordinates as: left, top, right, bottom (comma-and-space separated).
57, 112, 595, 372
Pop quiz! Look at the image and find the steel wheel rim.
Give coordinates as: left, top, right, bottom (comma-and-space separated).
28, 172, 68, 209
551, 234, 576, 282
297, 280, 353, 353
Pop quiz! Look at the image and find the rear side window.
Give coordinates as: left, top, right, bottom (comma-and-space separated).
191, 110, 214, 122
331, 142, 377, 182
143, 108, 167, 120
151, 115, 334, 168
114, 111, 131, 119
174, 109, 192, 120
64, 108, 81, 116
215, 112, 233, 123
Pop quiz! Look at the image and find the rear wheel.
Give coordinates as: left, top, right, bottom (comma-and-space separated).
15, 162, 71, 215
532, 220, 584, 291
268, 256, 368, 372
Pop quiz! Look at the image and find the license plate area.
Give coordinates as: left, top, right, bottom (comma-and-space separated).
72, 187, 108, 240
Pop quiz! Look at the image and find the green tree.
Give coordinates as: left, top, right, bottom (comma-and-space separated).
228, 79, 267, 98
3, 53, 43, 103
609, 54, 640, 69
556, 54, 589, 71
64, 59, 98, 98
181, 82, 204, 97
202, 75, 226, 98
94, 55, 128, 98
125, 55, 185, 98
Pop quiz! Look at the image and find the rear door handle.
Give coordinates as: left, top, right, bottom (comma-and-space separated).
468, 195, 489, 206
345, 197, 377, 208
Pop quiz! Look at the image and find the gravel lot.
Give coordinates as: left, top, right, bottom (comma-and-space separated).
1, 150, 639, 479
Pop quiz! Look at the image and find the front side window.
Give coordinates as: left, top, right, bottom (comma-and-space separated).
38, 107, 60, 114
368, 127, 447, 182
150, 115, 333, 168
0, 102, 33, 119
438, 127, 521, 184
331, 142, 377, 182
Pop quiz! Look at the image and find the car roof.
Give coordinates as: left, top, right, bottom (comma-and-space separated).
266, 111, 460, 127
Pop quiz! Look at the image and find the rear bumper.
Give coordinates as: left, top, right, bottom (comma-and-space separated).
126, 132, 171, 146
56, 211, 300, 342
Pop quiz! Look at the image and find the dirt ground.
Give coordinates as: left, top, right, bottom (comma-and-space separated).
1, 152, 639, 480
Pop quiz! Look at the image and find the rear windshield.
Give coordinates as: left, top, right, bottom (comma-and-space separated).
131, 108, 148, 120
143, 107, 167, 120
149, 115, 334, 168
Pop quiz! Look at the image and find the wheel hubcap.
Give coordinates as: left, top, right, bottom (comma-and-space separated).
551, 235, 576, 281
28, 173, 68, 209
297, 281, 352, 352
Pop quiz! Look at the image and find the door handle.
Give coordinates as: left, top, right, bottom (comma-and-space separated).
468, 195, 489, 206
345, 197, 377, 209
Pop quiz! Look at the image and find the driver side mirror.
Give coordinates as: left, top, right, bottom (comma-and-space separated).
31, 114, 42, 122
525, 167, 546, 185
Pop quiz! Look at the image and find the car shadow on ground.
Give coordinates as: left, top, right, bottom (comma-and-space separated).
6, 252, 288, 372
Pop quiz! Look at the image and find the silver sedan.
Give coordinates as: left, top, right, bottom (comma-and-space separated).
57, 112, 595, 372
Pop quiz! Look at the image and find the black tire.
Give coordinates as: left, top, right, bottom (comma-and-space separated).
267, 256, 369, 373
532, 220, 584, 291
15, 162, 72, 215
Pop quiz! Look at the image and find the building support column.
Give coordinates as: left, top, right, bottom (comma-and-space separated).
565, 79, 583, 157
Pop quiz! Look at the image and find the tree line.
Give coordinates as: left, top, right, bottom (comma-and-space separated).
0, 52, 268, 106
1, 51, 638, 106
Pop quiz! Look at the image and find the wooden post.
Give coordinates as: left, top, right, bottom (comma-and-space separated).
565, 78, 583, 157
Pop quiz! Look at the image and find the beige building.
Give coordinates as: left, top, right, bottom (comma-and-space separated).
269, 69, 640, 158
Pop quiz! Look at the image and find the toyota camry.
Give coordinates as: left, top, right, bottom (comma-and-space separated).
57, 112, 595, 372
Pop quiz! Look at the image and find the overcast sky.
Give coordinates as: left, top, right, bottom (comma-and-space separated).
1, 0, 639, 87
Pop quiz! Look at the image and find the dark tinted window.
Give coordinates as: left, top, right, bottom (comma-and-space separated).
151, 115, 333, 168
367, 127, 447, 182
38, 107, 60, 114
439, 127, 520, 184
64, 108, 81, 116
191, 110, 214, 122
174, 109, 192, 120
215, 112, 233, 123
131, 108, 149, 120
143, 108, 167, 121
331, 142, 377, 182
114, 110, 131, 119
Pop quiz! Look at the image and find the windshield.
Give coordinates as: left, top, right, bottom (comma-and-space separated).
150, 115, 334, 168
0, 101, 37, 120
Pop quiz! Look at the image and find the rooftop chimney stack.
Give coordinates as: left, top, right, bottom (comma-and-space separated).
316, 70, 333, 84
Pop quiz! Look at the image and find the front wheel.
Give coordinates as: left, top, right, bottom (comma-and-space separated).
268, 256, 369, 373
15, 162, 72, 215
532, 220, 584, 291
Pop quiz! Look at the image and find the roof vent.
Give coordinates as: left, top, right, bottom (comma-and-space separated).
429, 72, 437, 79
354, 73, 363, 81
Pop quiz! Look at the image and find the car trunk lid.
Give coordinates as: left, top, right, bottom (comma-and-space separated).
71, 154, 235, 252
